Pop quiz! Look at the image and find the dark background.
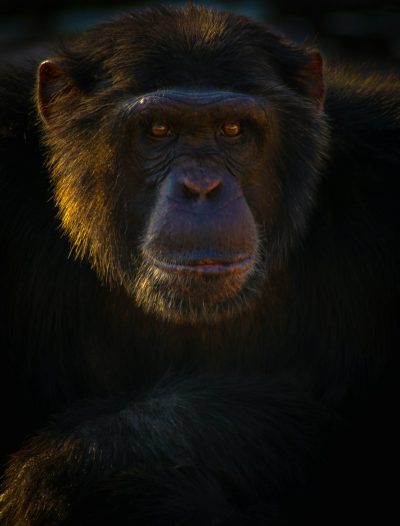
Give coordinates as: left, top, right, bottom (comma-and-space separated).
1, 1, 399, 67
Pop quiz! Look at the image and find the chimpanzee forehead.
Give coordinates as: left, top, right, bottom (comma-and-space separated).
100, 17, 279, 95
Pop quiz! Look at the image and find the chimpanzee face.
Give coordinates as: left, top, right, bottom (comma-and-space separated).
37, 8, 327, 324
114, 89, 274, 323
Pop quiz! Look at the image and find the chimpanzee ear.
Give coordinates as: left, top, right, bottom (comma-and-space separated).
37, 60, 74, 125
300, 50, 325, 112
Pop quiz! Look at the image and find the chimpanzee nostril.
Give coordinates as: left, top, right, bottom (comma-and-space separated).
182, 176, 222, 200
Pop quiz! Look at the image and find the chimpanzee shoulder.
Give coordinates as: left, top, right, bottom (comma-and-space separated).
325, 66, 400, 162
322, 67, 400, 243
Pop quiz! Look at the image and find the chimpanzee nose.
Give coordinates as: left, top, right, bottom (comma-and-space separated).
182, 175, 222, 200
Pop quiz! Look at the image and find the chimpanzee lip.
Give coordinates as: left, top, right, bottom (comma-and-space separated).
151, 255, 254, 275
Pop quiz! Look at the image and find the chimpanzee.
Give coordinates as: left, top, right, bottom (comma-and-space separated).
0, 4, 398, 525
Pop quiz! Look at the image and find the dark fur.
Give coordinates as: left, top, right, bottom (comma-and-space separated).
1, 378, 339, 525
0, 5, 399, 524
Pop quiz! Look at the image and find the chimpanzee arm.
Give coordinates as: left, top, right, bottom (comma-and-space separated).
0, 376, 338, 526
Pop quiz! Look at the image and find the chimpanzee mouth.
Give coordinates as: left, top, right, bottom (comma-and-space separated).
131, 249, 263, 324
150, 255, 255, 276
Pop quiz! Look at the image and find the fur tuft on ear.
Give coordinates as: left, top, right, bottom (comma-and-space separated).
37, 60, 73, 124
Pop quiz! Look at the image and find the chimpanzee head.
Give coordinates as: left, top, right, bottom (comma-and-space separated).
37, 5, 328, 324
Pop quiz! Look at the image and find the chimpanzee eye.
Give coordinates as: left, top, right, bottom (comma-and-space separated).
150, 121, 171, 137
221, 121, 242, 137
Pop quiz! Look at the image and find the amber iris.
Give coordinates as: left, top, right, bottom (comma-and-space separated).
151, 121, 170, 137
222, 121, 241, 136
